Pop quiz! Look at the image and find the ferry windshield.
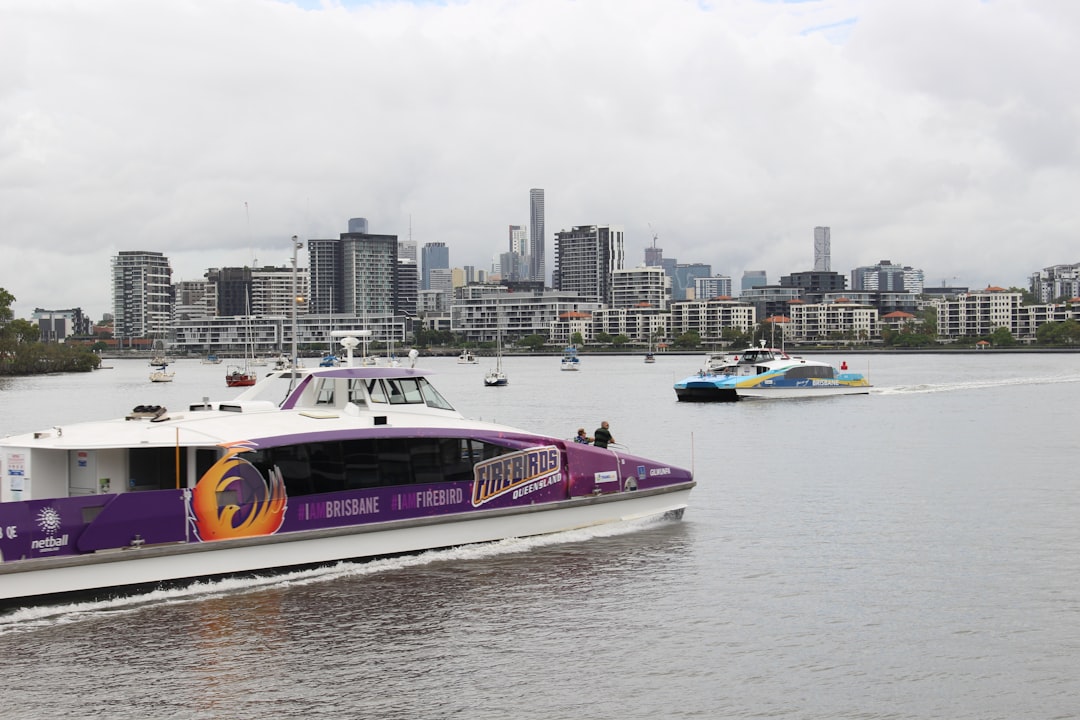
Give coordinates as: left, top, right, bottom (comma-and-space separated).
363, 377, 455, 411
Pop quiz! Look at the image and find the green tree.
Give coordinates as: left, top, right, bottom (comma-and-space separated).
721, 327, 750, 348
989, 327, 1016, 347
0, 286, 100, 375
0, 287, 14, 324
3, 319, 40, 344
916, 306, 938, 338
593, 331, 613, 345
570, 331, 584, 346
1009, 287, 1038, 305
1036, 319, 1080, 345
611, 334, 630, 347
673, 331, 700, 349
520, 334, 548, 351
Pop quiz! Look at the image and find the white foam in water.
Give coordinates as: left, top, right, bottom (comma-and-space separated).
0, 515, 668, 634
875, 373, 1080, 395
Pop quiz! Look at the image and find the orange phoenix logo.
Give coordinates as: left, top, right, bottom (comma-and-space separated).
190, 441, 287, 541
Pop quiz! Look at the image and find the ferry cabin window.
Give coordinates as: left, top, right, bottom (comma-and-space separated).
314, 378, 335, 406
418, 377, 454, 410
250, 437, 512, 497
128, 447, 189, 491
784, 366, 835, 380
366, 379, 389, 404
363, 377, 455, 411
347, 379, 366, 406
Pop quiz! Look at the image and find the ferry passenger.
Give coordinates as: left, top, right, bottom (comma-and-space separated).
593, 421, 614, 449
574, 428, 593, 444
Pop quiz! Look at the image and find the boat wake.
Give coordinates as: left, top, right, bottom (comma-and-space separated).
0, 515, 672, 634
875, 374, 1080, 395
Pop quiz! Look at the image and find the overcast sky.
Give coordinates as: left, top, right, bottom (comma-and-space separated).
3, 0, 1079, 320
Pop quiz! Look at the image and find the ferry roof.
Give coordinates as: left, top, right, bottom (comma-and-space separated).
0, 366, 532, 451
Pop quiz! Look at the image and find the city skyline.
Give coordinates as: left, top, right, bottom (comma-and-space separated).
5, 1, 1080, 320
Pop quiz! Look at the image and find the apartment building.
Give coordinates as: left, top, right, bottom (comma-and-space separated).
669, 298, 756, 343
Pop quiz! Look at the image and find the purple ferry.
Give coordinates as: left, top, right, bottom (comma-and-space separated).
0, 355, 694, 606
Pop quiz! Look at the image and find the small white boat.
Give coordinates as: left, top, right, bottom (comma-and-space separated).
673, 342, 870, 402
149, 364, 174, 383
560, 347, 581, 371
0, 333, 693, 607
457, 350, 478, 365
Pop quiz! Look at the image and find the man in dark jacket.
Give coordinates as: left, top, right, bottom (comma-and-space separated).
593, 421, 614, 449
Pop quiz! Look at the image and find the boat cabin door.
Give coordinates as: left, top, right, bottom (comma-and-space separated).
69, 450, 100, 496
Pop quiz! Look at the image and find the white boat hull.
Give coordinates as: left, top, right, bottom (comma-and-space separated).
0, 486, 691, 603
735, 385, 871, 400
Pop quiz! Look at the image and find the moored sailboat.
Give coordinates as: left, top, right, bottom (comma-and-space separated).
484, 326, 508, 387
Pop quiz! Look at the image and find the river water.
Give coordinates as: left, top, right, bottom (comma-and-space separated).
1, 352, 1078, 719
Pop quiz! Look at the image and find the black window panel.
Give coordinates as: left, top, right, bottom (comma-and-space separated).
129, 447, 188, 491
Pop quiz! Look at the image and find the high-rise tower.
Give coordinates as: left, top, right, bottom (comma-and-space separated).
529, 189, 545, 284
341, 231, 398, 316
111, 250, 173, 341
813, 226, 831, 271
421, 242, 449, 291
553, 224, 624, 304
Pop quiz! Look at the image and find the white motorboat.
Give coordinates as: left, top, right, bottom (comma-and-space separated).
560, 347, 580, 371
674, 342, 870, 402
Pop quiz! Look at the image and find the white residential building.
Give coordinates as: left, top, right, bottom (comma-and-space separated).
450, 285, 601, 344
787, 299, 879, 342
694, 274, 733, 300
611, 265, 670, 310
669, 298, 756, 343
934, 287, 1021, 339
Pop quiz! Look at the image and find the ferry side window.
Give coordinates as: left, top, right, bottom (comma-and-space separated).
442, 438, 473, 483
342, 438, 379, 489
195, 448, 219, 481
315, 379, 335, 406
385, 379, 407, 404
308, 441, 345, 494
366, 379, 388, 404
347, 379, 366, 406
377, 438, 413, 486
475, 440, 511, 462
418, 378, 455, 410
410, 438, 444, 484
397, 378, 425, 404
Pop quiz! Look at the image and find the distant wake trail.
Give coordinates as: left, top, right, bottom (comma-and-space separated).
874, 374, 1080, 395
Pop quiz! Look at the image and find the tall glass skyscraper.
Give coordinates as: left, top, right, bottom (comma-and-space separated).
529, 189, 545, 284
421, 242, 449, 291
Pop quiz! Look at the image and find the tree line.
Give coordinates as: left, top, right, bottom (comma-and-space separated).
0, 288, 101, 375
